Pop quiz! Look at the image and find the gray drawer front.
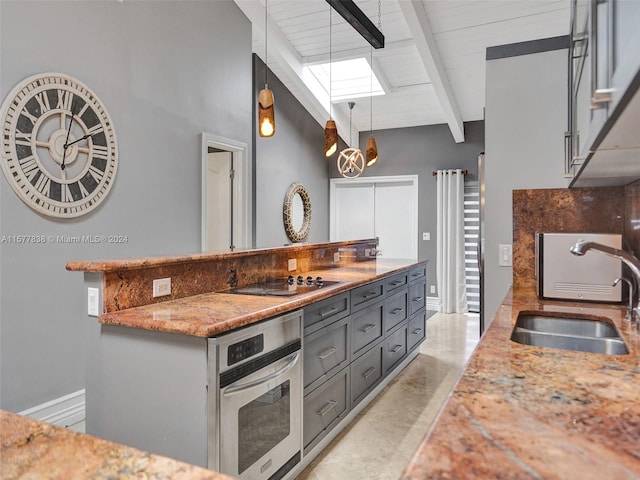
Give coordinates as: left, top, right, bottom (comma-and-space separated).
409, 265, 426, 283
304, 317, 350, 391
408, 311, 426, 351
385, 272, 408, 294
384, 325, 408, 374
351, 301, 384, 358
409, 282, 426, 315
303, 366, 350, 453
351, 281, 384, 312
384, 289, 408, 333
303, 292, 350, 335
351, 341, 383, 407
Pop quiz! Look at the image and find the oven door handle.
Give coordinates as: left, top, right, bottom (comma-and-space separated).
222, 351, 300, 396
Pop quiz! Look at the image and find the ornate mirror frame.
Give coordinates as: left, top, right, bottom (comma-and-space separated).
283, 182, 312, 243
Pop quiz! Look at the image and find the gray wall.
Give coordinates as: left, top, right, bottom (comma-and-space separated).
253, 56, 332, 248
0, 1, 252, 412
355, 122, 485, 296
484, 43, 570, 324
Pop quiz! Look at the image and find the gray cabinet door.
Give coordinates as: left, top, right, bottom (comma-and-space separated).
350, 341, 384, 407
304, 317, 350, 392
384, 289, 408, 333
383, 324, 408, 374
409, 282, 426, 316
408, 311, 426, 352
350, 301, 384, 358
351, 280, 384, 312
303, 366, 350, 453
303, 292, 350, 336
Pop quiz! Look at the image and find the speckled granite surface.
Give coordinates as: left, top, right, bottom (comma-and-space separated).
97, 260, 423, 337
0, 410, 237, 480
401, 287, 640, 479
512, 187, 625, 290
66, 239, 378, 312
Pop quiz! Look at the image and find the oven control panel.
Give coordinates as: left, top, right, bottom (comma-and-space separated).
227, 334, 264, 366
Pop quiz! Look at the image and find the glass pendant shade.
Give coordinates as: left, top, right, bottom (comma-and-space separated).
366, 136, 378, 166
324, 119, 338, 157
258, 87, 275, 137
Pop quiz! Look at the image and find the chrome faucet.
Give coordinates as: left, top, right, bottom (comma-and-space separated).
612, 277, 635, 320
570, 240, 640, 321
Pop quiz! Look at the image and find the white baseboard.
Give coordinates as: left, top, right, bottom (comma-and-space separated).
18, 389, 85, 428
427, 296, 439, 311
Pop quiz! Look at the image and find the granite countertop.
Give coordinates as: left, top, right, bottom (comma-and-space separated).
401, 287, 640, 479
98, 259, 424, 337
0, 410, 237, 480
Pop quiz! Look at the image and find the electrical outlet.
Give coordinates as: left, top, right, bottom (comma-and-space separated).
422, 232, 430, 241
288, 258, 297, 271
88, 287, 99, 317
430, 285, 436, 294
333, 252, 340, 262
153, 278, 171, 297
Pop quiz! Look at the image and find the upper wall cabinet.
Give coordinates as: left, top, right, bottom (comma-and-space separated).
569, 0, 640, 187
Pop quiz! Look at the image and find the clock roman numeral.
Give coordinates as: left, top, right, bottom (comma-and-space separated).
33, 91, 51, 114
88, 164, 105, 184
20, 108, 38, 126
15, 130, 32, 146
34, 174, 51, 197
19, 155, 39, 180
63, 183, 74, 202
87, 124, 104, 137
92, 144, 109, 160
56, 90, 74, 111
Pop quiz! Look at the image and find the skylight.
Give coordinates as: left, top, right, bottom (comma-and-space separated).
306, 57, 385, 106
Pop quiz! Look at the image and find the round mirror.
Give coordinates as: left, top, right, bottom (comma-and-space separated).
283, 182, 311, 243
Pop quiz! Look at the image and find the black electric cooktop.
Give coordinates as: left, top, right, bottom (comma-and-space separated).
227, 276, 341, 297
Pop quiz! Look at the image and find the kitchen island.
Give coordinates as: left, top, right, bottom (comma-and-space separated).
401, 287, 640, 479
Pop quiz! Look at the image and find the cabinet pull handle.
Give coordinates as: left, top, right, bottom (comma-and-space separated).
316, 400, 338, 417
391, 344, 403, 353
319, 307, 339, 317
412, 296, 424, 302
390, 307, 404, 315
317, 347, 337, 360
412, 328, 423, 335
362, 291, 378, 299
390, 280, 403, 286
362, 367, 377, 379
411, 272, 422, 277
361, 324, 377, 334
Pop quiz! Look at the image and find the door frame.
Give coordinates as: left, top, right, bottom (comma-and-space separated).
329, 175, 419, 258
201, 133, 251, 251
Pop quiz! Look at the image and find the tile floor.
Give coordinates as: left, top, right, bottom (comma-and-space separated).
298, 311, 480, 480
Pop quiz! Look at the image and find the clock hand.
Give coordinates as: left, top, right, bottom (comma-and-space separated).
61, 114, 74, 172
64, 131, 97, 149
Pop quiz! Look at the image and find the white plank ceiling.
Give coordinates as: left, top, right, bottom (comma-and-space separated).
235, 0, 570, 144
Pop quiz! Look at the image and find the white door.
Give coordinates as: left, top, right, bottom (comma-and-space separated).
207, 151, 232, 250
330, 175, 418, 259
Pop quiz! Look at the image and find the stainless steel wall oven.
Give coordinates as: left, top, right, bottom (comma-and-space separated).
208, 310, 303, 480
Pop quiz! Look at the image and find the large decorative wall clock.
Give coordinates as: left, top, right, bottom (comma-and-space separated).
1, 72, 118, 218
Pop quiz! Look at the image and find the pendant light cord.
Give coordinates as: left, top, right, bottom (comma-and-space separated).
329, 7, 333, 121
264, 0, 268, 87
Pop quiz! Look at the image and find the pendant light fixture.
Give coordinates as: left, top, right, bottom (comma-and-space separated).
258, 0, 275, 138
366, 1, 382, 166
324, 7, 338, 157
337, 102, 365, 178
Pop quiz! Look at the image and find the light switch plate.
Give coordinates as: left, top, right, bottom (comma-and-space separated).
87, 287, 99, 317
288, 258, 297, 271
499, 244, 513, 267
333, 252, 340, 263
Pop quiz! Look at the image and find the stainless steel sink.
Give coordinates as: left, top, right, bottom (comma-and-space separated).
510, 312, 629, 355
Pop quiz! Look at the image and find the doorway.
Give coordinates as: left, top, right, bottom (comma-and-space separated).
201, 133, 251, 251
329, 175, 418, 259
